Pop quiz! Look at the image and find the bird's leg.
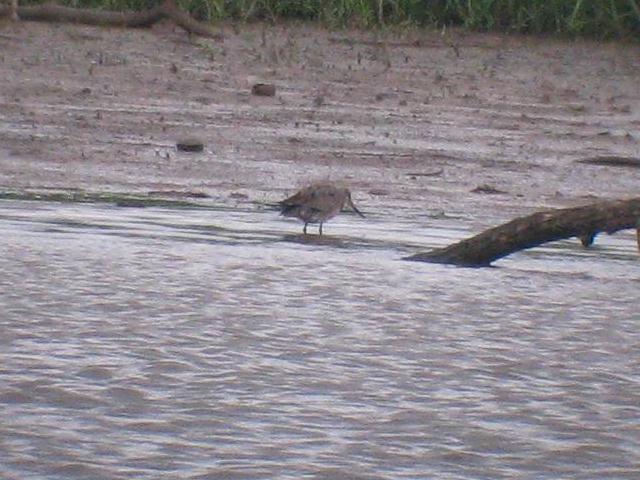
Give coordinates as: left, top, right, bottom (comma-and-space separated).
319, 222, 323, 235
303, 222, 308, 234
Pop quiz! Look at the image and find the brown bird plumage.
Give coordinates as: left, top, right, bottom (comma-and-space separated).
279, 182, 365, 235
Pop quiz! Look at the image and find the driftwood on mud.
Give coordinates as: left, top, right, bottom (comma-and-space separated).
0, 0, 220, 38
406, 197, 640, 267
576, 156, 640, 169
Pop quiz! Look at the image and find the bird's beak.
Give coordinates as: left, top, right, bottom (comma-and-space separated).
348, 196, 365, 218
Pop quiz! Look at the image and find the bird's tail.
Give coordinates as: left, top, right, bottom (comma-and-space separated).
279, 202, 299, 216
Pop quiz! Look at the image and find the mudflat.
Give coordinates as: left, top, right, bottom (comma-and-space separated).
2, 20, 640, 480
1, 20, 639, 226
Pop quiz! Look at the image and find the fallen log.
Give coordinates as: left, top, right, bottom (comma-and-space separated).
576, 156, 640, 168
0, 0, 220, 38
405, 197, 640, 267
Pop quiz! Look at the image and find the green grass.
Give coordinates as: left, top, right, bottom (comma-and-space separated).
22, 0, 640, 38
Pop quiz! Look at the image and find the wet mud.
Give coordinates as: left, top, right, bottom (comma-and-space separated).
1, 21, 639, 232
2, 20, 640, 480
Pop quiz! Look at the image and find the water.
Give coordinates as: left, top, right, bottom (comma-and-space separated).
1, 200, 639, 480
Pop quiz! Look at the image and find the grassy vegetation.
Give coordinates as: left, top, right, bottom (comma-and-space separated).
26, 0, 640, 38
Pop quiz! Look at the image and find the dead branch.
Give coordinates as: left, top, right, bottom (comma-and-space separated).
0, 0, 220, 39
576, 156, 640, 168
405, 197, 640, 267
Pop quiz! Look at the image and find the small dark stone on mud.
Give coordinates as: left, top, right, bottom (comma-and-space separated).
375, 92, 394, 101
80, 87, 92, 95
471, 184, 508, 194
176, 137, 205, 152
195, 96, 212, 105
251, 83, 276, 96
229, 192, 248, 199
186, 191, 211, 198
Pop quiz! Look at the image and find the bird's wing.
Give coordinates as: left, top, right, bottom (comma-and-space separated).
280, 189, 308, 206
280, 185, 323, 206
280, 184, 342, 211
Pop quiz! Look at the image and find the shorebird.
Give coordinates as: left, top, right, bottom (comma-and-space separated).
279, 182, 365, 235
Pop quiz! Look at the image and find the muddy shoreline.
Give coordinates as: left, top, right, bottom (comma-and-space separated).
1, 20, 639, 230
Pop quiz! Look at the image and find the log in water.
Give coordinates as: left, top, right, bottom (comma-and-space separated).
406, 197, 640, 267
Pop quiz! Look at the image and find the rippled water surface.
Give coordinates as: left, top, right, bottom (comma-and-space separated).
1, 200, 639, 480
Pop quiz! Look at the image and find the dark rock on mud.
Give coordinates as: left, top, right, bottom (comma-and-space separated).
176, 137, 205, 152
229, 192, 248, 199
251, 83, 276, 97
471, 184, 508, 195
